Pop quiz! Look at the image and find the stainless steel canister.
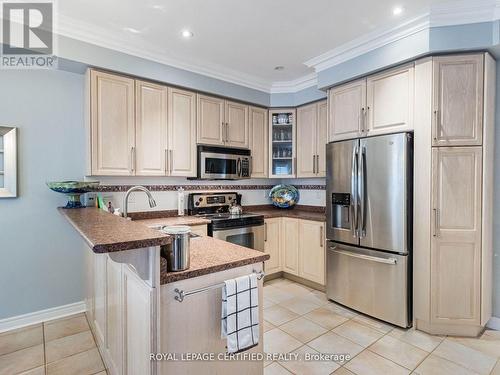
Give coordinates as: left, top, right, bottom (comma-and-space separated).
162, 225, 191, 271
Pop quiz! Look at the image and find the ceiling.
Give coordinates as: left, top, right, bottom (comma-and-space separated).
57, 0, 470, 91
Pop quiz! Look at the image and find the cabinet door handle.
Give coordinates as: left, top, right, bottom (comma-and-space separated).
226, 123, 229, 142
365, 106, 370, 132
360, 107, 365, 133
170, 150, 173, 173
264, 223, 267, 242
222, 121, 225, 143
316, 155, 319, 174
320, 226, 323, 247
433, 208, 440, 237
165, 148, 168, 174
131, 147, 135, 173
313, 155, 316, 173
433, 110, 439, 141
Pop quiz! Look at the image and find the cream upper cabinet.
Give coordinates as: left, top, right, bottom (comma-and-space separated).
225, 100, 249, 148
316, 100, 328, 177
135, 80, 167, 176
249, 106, 268, 178
298, 220, 325, 285
328, 79, 365, 142
366, 63, 414, 136
197, 94, 250, 148
297, 100, 327, 178
264, 218, 282, 275
168, 88, 197, 177
197, 94, 225, 146
90, 70, 135, 176
281, 218, 299, 275
432, 55, 484, 146
431, 147, 482, 326
297, 103, 317, 178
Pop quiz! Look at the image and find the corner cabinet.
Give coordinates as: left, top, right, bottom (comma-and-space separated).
249, 106, 268, 178
414, 53, 494, 337
86, 69, 197, 177
269, 109, 296, 178
197, 94, 249, 148
297, 100, 327, 178
264, 217, 326, 286
327, 64, 414, 142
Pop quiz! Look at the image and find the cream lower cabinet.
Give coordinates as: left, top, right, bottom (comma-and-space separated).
264, 218, 282, 275
281, 218, 299, 275
249, 106, 268, 178
298, 220, 325, 285
86, 247, 157, 375
264, 217, 325, 285
430, 147, 482, 327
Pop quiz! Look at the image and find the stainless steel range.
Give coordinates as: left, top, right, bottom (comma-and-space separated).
187, 192, 265, 251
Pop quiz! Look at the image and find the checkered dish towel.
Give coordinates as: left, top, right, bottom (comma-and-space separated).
221, 273, 259, 353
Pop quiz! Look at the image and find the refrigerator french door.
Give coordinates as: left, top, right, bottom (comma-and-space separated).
326, 132, 412, 327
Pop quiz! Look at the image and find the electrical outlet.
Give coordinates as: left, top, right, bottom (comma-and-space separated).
85, 192, 97, 207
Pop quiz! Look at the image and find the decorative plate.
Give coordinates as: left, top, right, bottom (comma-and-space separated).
47, 181, 100, 208
269, 184, 299, 208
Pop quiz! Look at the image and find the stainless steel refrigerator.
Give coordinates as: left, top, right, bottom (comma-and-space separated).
326, 132, 412, 328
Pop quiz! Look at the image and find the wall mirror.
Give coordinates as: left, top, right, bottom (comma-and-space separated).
0, 126, 17, 198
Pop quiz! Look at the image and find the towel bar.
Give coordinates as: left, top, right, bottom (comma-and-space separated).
173, 270, 265, 303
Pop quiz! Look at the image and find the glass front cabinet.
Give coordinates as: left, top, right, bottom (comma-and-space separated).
268, 108, 296, 178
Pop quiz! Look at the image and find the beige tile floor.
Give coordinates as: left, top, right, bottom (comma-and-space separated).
0, 313, 106, 375
1, 278, 499, 375
263, 277, 500, 375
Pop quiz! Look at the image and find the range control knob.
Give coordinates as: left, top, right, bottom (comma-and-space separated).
195, 202, 200, 206
198, 197, 203, 202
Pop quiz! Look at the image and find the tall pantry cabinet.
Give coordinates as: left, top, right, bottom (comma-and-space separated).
414, 53, 495, 337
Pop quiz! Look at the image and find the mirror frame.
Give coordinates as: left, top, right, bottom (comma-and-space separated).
0, 126, 17, 198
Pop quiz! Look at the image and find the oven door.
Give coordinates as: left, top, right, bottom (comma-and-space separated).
200, 152, 240, 179
212, 225, 265, 251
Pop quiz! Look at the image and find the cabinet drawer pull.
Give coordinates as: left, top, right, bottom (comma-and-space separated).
320, 226, 323, 247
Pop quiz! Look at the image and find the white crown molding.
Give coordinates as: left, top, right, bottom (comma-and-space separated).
0, 301, 86, 333
305, 0, 500, 73
270, 73, 318, 94
304, 13, 430, 72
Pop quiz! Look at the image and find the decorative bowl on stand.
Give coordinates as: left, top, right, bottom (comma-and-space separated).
46, 181, 100, 208
269, 184, 300, 208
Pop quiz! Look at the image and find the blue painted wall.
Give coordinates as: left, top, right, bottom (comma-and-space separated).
0, 69, 86, 319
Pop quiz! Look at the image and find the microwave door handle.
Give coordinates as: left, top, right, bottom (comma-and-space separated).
351, 144, 358, 238
237, 158, 242, 177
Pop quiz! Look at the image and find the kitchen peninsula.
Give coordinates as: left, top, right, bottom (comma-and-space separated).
59, 207, 269, 375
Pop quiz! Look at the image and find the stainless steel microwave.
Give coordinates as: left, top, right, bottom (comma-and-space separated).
195, 145, 251, 180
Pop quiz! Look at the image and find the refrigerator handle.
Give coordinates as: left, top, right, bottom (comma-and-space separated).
358, 145, 366, 238
351, 144, 358, 238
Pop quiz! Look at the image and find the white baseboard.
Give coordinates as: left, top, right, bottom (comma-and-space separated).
0, 301, 86, 333
486, 316, 500, 331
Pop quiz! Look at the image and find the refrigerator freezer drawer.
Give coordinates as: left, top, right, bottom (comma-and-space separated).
326, 242, 410, 327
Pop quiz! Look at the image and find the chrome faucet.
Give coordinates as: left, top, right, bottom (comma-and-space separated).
122, 186, 157, 218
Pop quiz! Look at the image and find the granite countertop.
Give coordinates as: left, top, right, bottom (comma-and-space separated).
136, 216, 211, 228
59, 207, 171, 253
245, 205, 326, 222
160, 236, 269, 284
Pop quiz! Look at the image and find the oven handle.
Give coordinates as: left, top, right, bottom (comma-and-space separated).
328, 246, 397, 265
